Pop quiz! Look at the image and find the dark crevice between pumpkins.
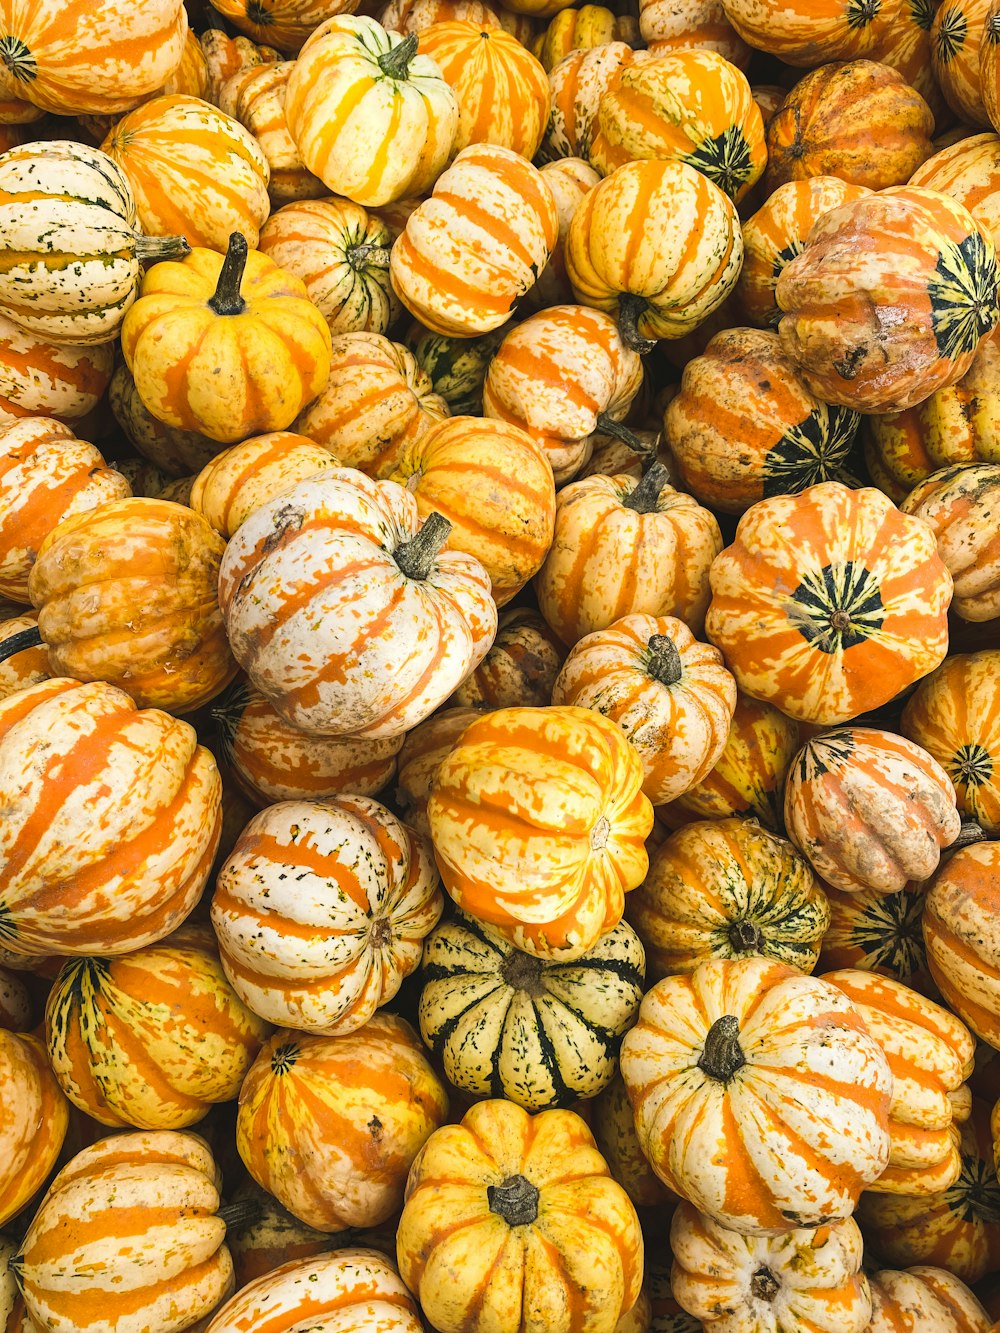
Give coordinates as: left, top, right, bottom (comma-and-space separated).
594, 413, 649, 456
395, 512, 452, 579
209, 232, 250, 316
488, 1174, 540, 1227
951, 819, 988, 850
698, 1014, 746, 1083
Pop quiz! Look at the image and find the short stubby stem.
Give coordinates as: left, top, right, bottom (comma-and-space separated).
395, 512, 452, 580
487, 1174, 539, 1227
698, 1014, 746, 1083
209, 233, 250, 316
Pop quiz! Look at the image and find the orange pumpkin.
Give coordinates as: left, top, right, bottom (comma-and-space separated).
395, 705, 480, 834
0, 314, 113, 426
109, 363, 220, 477
932, 0, 992, 127
201, 29, 281, 104
868, 1267, 993, 1333
381, 0, 504, 31
0, 1030, 68, 1228
540, 42, 648, 163
922, 841, 1000, 1048
451, 607, 564, 709
717, 0, 896, 66
534, 5, 623, 68
984, 1, 1000, 133
530, 158, 601, 311
900, 463, 1000, 620
211, 0, 364, 51
223, 62, 325, 206
190, 432, 339, 539
873, 0, 949, 129
591, 1074, 674, 1209
911, 133, 1000, 255
638, 0, 750, 66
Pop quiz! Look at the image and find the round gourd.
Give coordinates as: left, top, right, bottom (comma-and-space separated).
0, 611, 49, 702
932, 0, 991, 126
922, 841, 1000, 1048
190, 432, 339, 538
868, 1267, 992, 1333
541, 42, 648, 162
395, 706, 480, 833
900, 463, 1000, 621
211, 0, 363, 51
450, 606, 564, 709
911, 133, 1000, 256
717, 0, 892, 66
224, 61, 324, 206
0, 314, 113, 425
818, 881, 931, 989
109, 363, 220, 477
202, 29, 282, 103
984, 1, 1000, 133
0, 1030, 68, 1228
381, 0, 505, 32
639, 0, 750, 65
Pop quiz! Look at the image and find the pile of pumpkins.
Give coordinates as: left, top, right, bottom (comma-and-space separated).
4, 0, 1000, 1328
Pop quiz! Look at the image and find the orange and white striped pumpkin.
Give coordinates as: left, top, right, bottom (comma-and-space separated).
237, 1015, 449, 1230
0, 612, 49, 700
872, 0, 948, 129
0, 678, 221, 958
190, 432, 339, 539
639, 0, 750, 66
530, 157, 601, 311
160, 26, 209, 99
211, 0, 361, 52
381, 0, 504, 31
932, 0, 991, 126
818, 881, 931, 991
718, 0, 894, 66
540, 41, 648, 163
390, 143, 558, 335
533, 5, 624, 70
984, 1, 1000, 133
217, 470, 497, 739
0, 1030, 68, 1228
395, 705, 480, 834
911, 134, 1000, 256
109, 363, 220, 478
201, 29, 281, 104
0, 314, 113, 425
591, 1074, 673, 1210
223, 62, 325, 206
451, 606, 564, 709
868, 1267, 993, 1333
923, 841, 1000, 1048
901, 463, 1000, 621
619, 955, 893, 1234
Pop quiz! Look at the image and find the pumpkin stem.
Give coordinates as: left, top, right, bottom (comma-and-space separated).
217, 1196, 264, 1232
645, 634, 683, 687
378, 32, 418, 79
728, 919, 764, 954
622, 461, 670, 514
0, 625, 43, 665
501, 948, 544, 996
751, 1267, 780, 1302
487, 1173, 539, 1227
951, 819, 987, 850
347, 243, 392, 270
594, 412, 648, 454
617, 293, 657, 355
134, 234, 191, 266
698, 1014, 746, 1083
394, 511, 452, 580
209, 233, 250, 316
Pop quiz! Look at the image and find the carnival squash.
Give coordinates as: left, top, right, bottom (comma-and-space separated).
223, 61, 325, 206
868, 1267, 992, 1333
922, 840, 1000, 1048
451, 606, 564, 709
932, 0, 992, 126
900, 463, 1000, 621
109, 363, 220, 477
0, 313, 113, 425
190, 432, 339, 538
0, 1030, 68, 1228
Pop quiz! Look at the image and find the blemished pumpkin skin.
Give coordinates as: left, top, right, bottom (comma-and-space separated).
932, 0, 992, 127
217, 471, 497, 740
537, 466, 723, 645
0, 418, 131, 603
901, 650, 1000, 834
212, 795, 443, 1035
418, 911, 645, 1110
784, 727, 962, 895
237, 1015, 449, 1231
822, 968, 975, 1195
386, 415, 555, 606
395, 706, 480, 834
818, 881, 932, 990
551, 614, 737, 806
911, 134, 1000, 257
295, 331, 449, 475
530, 158, 601, 312
671, 695, 801, 832
482, 305, 643, 485
101, 95, 272, 250
776, 187, 1000, 414
224, 62, 325, 207
737, 177, 872, 329
189, 432, 339, 539
428, 706, 653, 961
626, 817, 830, 980
211, 0, 360, 52
589, 49, 766, 204
258, 197, 397, 336
0, 314, 113, 426
669, 1205, 873, 1333
109, 363, 220, 477
922, 841, 1000, 1048
44, 939, 271, 1129
619, 956, 893, 1236
639, 0, 750, 67
0, 1030, 69, 1228
11, 1129, 237, 1333
716, 0, 895, 66
764, 60, 934, 194
396, 1099, 644, 1333
873, 0, 949, 131
868, 1266, 993, 1333
0, 612, 55, 698
664, 327, 862, 514
285, 17, 458, 206
29, 497, 237, 714
900, 463, 1000, 621
121, 233, 333, 446
540, 42, 650, 164
591, 1074, 674, 1209
451, 606, 565, 709
705, 481, 954, 726
390, 143, 559, 337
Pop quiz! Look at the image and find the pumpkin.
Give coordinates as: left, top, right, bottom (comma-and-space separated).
619, 955, 893, 1234
223, 62, 324, 206
665, 327, 861, 514
638, 0, 750, 66
0, 0, 187, 115
386, 415, 556, 605
205, 1249, 423, 1333
390, 143, 558, 336
381, 0, 504, 32
868, 1267, 992, 1333
591, 1074, 673, 1208
911, 134, 1000, 256
28, 496, 236, 713
218, 470, 497, 738
201, 29, 281, 104
0, 418, 131, 603
405, 324, 505, 415
428, 705, 653, 960
109, 363, 220, 477
451, 606, 564, 708
541, 42, 649, 163
901, 650, 1000, 834
212, 795, 442, 1034
225, 1184, 341, 1287
295, 331, 448, 474
818, 881, 931, 988
258, 196, 397, 335
530, 158, 601, 311
395, 705, 480, 834
551, 614, 736, 806
765, 60, 934, 193
776, 187, 1000, 413
670, 695, 801, 831
717, 0, 893, 66
190, 432, 339, 538
626, 817, 830, 979
161, 27, 209, 99
899, 463, 1000, 621
211, 0, 362, 51
285, 18, 458, 206
121, 233, 333, 445
482, 304, 643, 484
101, 94, 272, 250
417, 20, 551, 159
932, 0, 992, 127
396, 1098, 644, 1333
985, 3, 1000, 133
670, 1204, 873, 1332
11, 1129, 237, 1332
44, 938, 270, 1129
872, 0, 948, 129
589, 50, 766, 204
737, 177, 873, 329
0, 314, 113, 425
537, 466, 723, 645
922, 840, 1000, 1047
0, 679, 220, 958
566, 158, 743, 352
0, 1030, 68, 1228
237, 1014, 448, 1230
705, 481, 954, 726
534, 6, 622, 68
0, 139, 189, 346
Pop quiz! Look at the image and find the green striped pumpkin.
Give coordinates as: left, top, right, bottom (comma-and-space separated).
418, 911, 645, 1111
405, 324, 506, 416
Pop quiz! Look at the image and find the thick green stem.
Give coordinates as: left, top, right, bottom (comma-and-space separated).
487, 1174, 539, 1227
0, 625, 42, 664
618, 293, 657, 355
395, 512, 451, 580
645, 634, 683, 687
209, 233, 249, 316
623, 460, 670, 513
378, 32, 418, 79
135, 233, 190, 266
698, 1014, 746, 1083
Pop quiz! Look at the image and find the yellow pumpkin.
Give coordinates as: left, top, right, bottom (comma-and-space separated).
190, 432, 339, 538
223, 61, 325, 206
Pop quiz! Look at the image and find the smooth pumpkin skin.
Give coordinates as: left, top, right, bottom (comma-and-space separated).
670, 1205, 872, 1332
0, 678, 222, 958
639, 0, 748, 63
911, 134, 1000, 256
705, 481, 954, 726
428, 705, 653, 961
626, 817, 830, 979
0, 313, 113, 425
922, 841, 1000, 1049
397, 1099, 644, 1333
868, 1267, 992, 1333
190, 432, 339, 538
900, 463, 1000, 621
0, 1031, 69, 1228
225, 61, 325, 207
932, 0, 991, 126
237, 1015, 449, 1232
451, 606, 565, 709
14, 1130, 236, 1333
29, 497, 236, 714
